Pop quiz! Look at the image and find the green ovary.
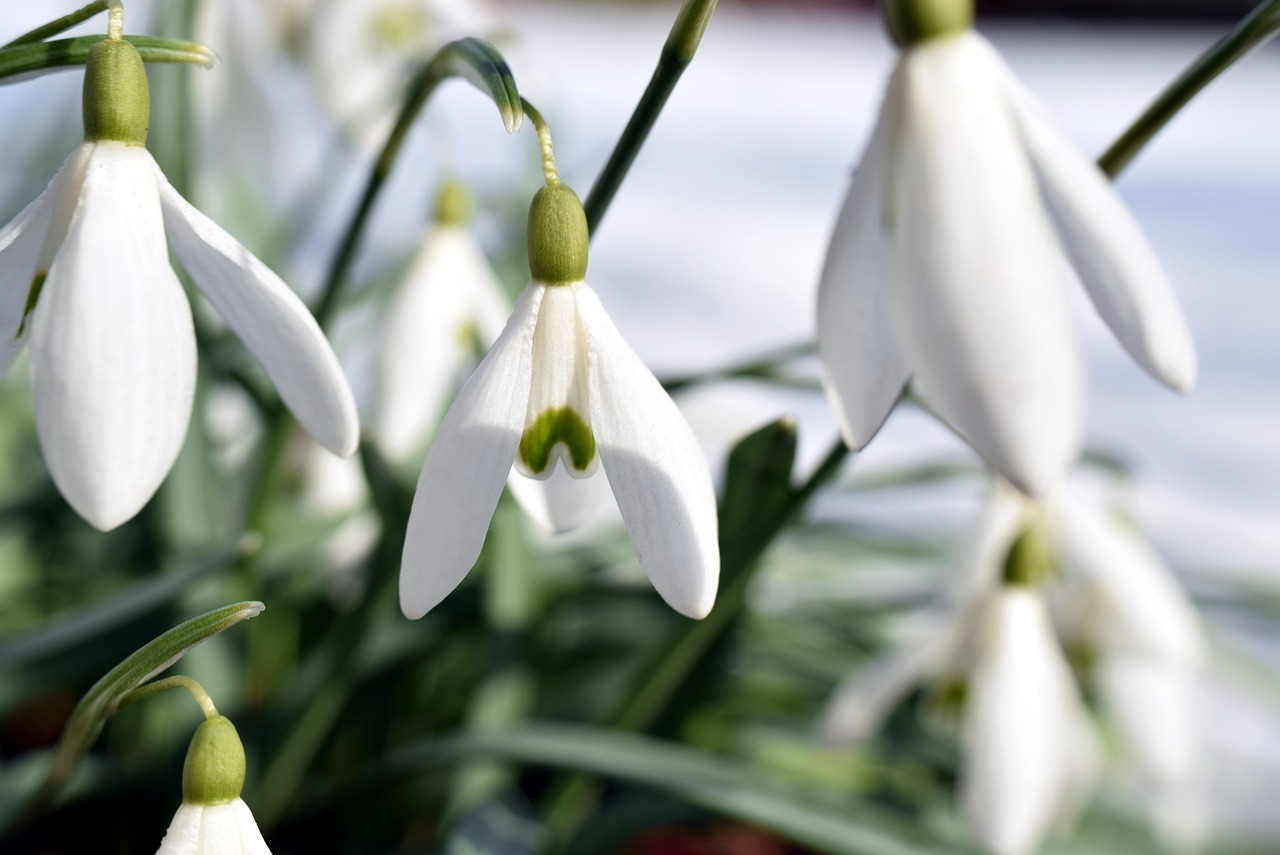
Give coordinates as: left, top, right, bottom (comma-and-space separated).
519, 407, 595, 475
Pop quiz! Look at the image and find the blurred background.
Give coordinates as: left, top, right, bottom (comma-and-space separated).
1, 1, 1278, 854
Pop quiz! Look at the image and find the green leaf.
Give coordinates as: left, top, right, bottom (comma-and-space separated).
2, 1, 109, 48
0, 34, 217, 84
26, 601, 264, 814
390, 725, 974, 855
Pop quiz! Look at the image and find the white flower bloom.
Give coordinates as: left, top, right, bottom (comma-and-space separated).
817, 30, 1196, 497
376, 224, 509, 463
0, 142, 358, 530
155, 798, 272, 855
400, 279, 719, 619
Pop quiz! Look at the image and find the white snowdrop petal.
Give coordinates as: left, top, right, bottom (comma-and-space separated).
1052, 491, 1206, 665
31, 144, 196, 532
153, 163, 359, 457
1005, 75, 1197, 394
816, 67, 911, 449
889, 34, 1083, 498
0, 143, 94, 376
156, 803, 204, 855
399, 284, 543, 619
506, 465, 604, 535
376, 227, 504, 462
961, 590, 1079, 855
229, 798, 274, 855
578, 285, 719, 619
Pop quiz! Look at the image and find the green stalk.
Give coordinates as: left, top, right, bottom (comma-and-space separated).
2, 1, 110, 47
1098, 0, 1280, 178
583, 0, 717, 234
313, 38, 522, 332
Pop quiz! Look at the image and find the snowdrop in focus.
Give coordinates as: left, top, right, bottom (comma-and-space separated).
0, 29, 358, 530
399, 183, 719, 620
817, 0, 1196, 497
155, 716, 272, 855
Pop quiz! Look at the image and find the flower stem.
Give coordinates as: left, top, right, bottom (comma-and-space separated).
1098, 0, 1280, 178
1, 0, 109, 47
521, 97, 559, 186
116, 675, 220, 720
313, 38, 522, 332
107, 0, 124, 40
583, 0, 718, 235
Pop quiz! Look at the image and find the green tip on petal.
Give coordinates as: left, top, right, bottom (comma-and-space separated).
433, 178, 472, 227
83, 37, 150, 146
880, 0, 972, 47
1001, 523, 1056, 589
519, 407, 595, 475
181, 716, 246, 806
527, 184, 588, 285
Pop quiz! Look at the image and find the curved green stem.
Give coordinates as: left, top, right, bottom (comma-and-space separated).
521, 97, 559, 186
583, 0, 717, 234
1098, 0, 1280, 178
2, 1, 109, 47
116, 674, 219, 720
313, 38, 522, 331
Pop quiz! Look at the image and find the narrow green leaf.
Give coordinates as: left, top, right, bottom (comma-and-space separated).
28, 601, 264, 813
2, 1, 109, 48
391, 726, 974, 855
0, 34, 217, 84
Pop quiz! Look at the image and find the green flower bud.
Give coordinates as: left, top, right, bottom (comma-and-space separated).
1001, 522, 1056, 589
83, 37, 150, 146
433, 178, 472, 227
527, 184, 588, 285
881, 0, 972, 48
181, 715, 246, 806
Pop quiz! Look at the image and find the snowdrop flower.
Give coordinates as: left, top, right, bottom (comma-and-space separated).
375, 179, 509, 462
816, 0, 1196, 497
0, 31, 358, 530
156, 716, 272, 855
400, 184, 718, 619
821, 494, 1096, 855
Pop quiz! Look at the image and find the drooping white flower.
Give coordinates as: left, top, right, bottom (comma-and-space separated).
156, 715, 273, 855
820, 487, 1097, 855
817, 14, 1196, 498
375, 180, 510, 463
0, 35, 358, 531
400, 184, 718, 619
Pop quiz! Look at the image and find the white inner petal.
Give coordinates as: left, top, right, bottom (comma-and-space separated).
515, 282, 597, 480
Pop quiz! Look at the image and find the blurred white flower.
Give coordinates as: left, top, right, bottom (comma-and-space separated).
155, 799, 272, 855
822, 479, 1208, 852
816, 29, 1196, 498
375, 195, 509, 463
306, 0, 508, 150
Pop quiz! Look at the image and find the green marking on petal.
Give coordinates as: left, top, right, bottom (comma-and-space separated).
16, 270, 46, 339
519, 406, 595, 475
